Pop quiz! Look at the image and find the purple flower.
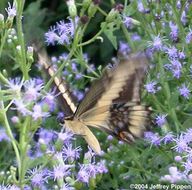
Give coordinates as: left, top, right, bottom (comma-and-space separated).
165, 59, 182, 78
71, 62, 78, 71
56, 20, 68, 35
144, 81, 159, 94
31, 104, 50, 120
57, 111, 65, 121
144, 132, 161, 146
49, 164, 72, 180
75, 73, 83, 80
5, 2, 16, 18
96, 160, 108, 174
28, 168, 48, 187
57, 18, 77, 38
62, 144, 81, 162
183, 159, 192, 173
123, 16, 133, 29
165, 46, 178, 59
39, 129, 55, 144
184, 128, 192, 143
11, 116, 19, 124
0, 129, 10, 142
178, 50, 186, 60
137, 1, 145, 13
186, 29, 192, 44
51, 56, 58, 63
58, 33, 70, 44
42, 91, 56, 112
107, 135, 113, 141
77, 165, 90, 183
155, 114, 167, 127
45, 27, 60, 45
161, 166, 184, 183
175, 155, 182, 162
24, 79, 43, 101
87, 64, 96, 73
177, 1, 182, 9
57, 131, 74, 144
7, 78, 22, 93
131, 33, 141, 41
118, 41, 131, 55
13, 99, 31, 116
173, 134, 190, 153
10, 185, 20, 190
45, 17, 78, 46
60, 183, 74, 190
148, 35, 164, 51
73, 90, 84, 101
181, 11, 187, 25
179, 84, 190, 99
169, 22, 179, 41
84, 146, 96, 161
188, 174, 192, 181
161, 132, 174, 144
85, 164, 98, 178
83, 53, 89, 63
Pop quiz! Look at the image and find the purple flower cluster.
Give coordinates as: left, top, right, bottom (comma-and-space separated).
6, 78, 55, 120
16, 128, 107, 189
45, 17, 79, 46
5, 2, 16, 18
145, 128, 192, 183
26, 130, 107, 188
78, 160, 108, 183
144, 81, 161, 94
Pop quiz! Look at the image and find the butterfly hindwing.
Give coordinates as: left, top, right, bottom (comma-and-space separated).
109, 103, 150, 142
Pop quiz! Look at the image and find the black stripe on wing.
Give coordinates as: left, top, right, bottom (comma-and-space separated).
109, 103, 150, 143
37, 49, 77, 117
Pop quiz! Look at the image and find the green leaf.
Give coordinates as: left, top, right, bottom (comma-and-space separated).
123, 3, 137, 16
169, 91, 179, 108
183, 118, 192, 129
101, 21, 121, 49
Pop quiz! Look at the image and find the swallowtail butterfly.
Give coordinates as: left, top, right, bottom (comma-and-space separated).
37, 50, 150, 154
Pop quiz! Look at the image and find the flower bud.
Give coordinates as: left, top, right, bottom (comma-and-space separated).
66, 0, 77, 18
82, 0, 91, 10
80, 15, 89, 24
39, 138, 47, 152
11, 116, 20, 124
88, 3, 98, 18
106, 8, 119, 23
27, 46, 34, 65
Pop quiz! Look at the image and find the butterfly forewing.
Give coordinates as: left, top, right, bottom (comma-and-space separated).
37, 49, 77, 117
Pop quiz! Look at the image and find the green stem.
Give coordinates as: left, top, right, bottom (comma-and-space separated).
1, 103, 21, 184
16, 0, 28, 80
0, 72, 9, 84
97, 6, 108, 16
77, 23, 107, 47
121, 23, 136, 52
19, 116, 30, 189
44, 49, 75, 91
0, 30, 8, 58
157, 55, 180, 132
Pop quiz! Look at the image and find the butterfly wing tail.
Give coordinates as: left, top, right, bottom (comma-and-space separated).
65, 120, 101, 154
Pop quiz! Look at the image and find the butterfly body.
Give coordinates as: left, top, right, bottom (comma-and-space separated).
37, 50, 150, 154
